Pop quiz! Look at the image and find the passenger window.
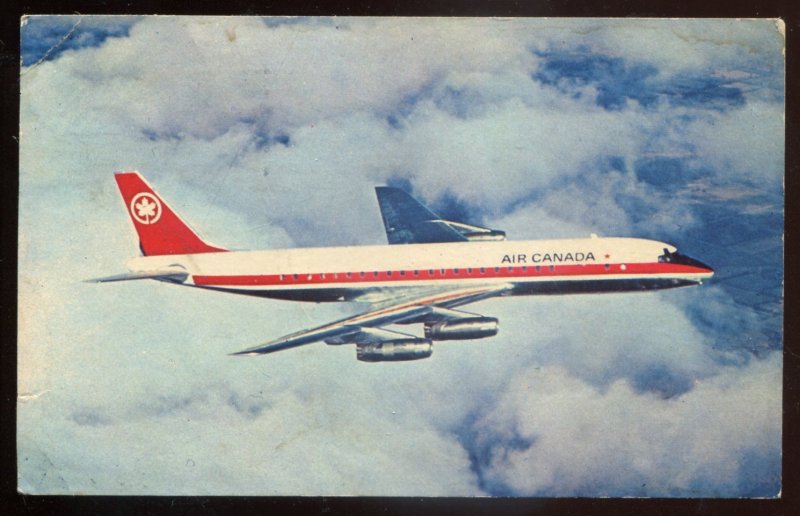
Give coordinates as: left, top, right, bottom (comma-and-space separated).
494, 267, 500, 273
293, 274, 299, 280
480, 267, 486, 274
414, 270, 419, 276
387, 271, 392, 277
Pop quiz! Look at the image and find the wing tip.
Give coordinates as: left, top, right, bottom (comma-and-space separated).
229, 346, 269, 356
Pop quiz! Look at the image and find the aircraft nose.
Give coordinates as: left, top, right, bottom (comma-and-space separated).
685, 255, 714, 275
662, 249, 714, 275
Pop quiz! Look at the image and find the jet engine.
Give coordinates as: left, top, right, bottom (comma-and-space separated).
424, 317, 499, 340
356, 339, 433, 362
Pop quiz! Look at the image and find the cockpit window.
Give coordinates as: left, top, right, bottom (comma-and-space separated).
658, 248, 711, 270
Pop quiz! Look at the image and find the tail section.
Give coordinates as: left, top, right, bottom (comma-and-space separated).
114, 171, 227, 256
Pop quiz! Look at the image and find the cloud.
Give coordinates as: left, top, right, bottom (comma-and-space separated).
18, 17, 782, 496
30, 17, 540, 142
533, 49, 660, 110
470, 354, 781, 496
684, 100, 785, 186
527, 19, 784, 89
533, 48, 759, 112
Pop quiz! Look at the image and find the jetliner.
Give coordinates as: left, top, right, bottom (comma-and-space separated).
91, 172, 714, 362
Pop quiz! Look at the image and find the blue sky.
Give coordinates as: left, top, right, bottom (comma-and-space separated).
18, 17, 783, 496
21, 16, 138, 66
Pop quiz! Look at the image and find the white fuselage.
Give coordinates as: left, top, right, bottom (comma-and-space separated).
127, 237, 713, 302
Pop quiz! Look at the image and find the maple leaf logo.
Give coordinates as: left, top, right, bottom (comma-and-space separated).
130, 193, 162, 225
136, 197, 156, 220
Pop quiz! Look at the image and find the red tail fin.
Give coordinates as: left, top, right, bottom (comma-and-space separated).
114, 171, 227, 256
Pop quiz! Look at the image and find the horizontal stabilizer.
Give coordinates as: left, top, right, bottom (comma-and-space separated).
85, 269, 188, 283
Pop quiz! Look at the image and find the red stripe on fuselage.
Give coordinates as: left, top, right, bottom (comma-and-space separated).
192, 262, 709, 287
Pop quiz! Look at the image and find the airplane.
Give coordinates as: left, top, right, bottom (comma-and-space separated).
90, 171, 714, 362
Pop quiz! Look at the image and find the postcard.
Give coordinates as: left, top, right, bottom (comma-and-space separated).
18, 16, 783, 496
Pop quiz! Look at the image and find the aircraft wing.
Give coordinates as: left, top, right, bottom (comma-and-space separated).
231, 284, 512, 356
375, 186, 467, 244
375, 187, 505, 244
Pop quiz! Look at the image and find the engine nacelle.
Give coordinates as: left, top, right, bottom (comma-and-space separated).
356, 339, 433, 362
424, 317, 499, 341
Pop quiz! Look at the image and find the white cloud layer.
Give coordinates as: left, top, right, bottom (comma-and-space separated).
19, 17, 783, 496
476, 354, 781, 496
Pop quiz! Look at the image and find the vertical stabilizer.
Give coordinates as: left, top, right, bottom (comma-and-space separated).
114, 171, 227, 256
